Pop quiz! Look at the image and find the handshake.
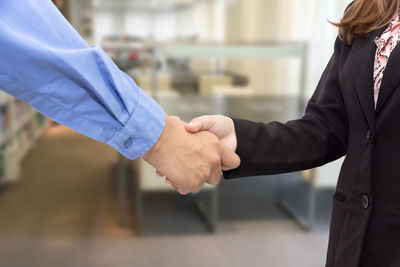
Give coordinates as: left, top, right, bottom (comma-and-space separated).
143, 114, 239, 195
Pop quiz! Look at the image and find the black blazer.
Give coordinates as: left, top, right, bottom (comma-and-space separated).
224, 21, 400, 267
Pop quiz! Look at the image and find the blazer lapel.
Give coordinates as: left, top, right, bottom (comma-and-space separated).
352, 27, 386, 129
375, 40, 400, 114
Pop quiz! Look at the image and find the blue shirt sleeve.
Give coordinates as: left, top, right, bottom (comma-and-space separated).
0, 0, 165, 160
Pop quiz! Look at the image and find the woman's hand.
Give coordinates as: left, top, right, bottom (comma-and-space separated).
185, 115, 237, 152
185, 115, 238, 169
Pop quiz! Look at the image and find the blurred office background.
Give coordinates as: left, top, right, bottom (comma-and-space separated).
0, 0, 350, 266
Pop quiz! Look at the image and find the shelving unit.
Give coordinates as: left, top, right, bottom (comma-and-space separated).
0, 91, 49, 184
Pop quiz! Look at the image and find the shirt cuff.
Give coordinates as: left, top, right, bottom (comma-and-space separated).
109, 90, 165, 160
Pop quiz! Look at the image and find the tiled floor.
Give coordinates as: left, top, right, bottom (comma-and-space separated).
0, 125, 332, 267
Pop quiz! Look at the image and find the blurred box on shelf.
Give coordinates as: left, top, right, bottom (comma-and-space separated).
199, 75, 233, 96
135, 73, 172, 94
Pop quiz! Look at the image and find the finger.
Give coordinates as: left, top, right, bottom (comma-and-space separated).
165, 178, 179, 190
178, 188, 190, 195
165, 178, 175, 185
184, 116, 216, 133
156, 171, 164, 177
192, 184, 203, 193
207, 162, 222, 186
221, 145, 241, 171
184, 120, 202, 132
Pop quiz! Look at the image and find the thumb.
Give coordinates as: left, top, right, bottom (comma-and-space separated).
184, 120, 202, 133
184, 116, 216, 133
221, 145, 241, 171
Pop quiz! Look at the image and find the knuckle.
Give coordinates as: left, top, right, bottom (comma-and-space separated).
205, 169, 212, 179
210, 154, 221, 165
177, 184, 190, 195
170, 116, 181, 123
208, 177, 219, 186
196, 179, 205, 189
192, 186, 202, 193
208, 180, 217, 186
191, 179, 198, 190
199, 168, 210, 180
188, 176, 202, 192
210, 136, 219, 145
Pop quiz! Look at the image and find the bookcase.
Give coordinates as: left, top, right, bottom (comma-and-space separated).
0, 91, 48, 184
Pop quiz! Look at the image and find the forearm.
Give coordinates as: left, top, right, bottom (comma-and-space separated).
223, 116, 346, 179
0, 0, 165, 159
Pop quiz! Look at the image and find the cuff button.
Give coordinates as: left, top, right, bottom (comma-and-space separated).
123, 137, 134, 149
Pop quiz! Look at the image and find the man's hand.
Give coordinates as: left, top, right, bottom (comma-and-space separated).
143, 115, 240, 195
185, 115, 237, 155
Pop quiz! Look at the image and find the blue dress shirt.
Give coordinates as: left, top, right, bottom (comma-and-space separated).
0, 0, 165, 160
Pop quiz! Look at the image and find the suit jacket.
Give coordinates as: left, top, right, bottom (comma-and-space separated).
223, 24, 400, 267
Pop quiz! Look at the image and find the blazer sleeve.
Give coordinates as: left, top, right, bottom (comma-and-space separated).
224, 37, 349, 179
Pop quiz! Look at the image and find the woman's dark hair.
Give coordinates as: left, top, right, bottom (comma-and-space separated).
332, 0, 399, 44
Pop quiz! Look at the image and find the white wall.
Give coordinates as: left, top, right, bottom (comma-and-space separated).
124, 12, 152, 39
175, 0, 215, 40
94, 10, 176, 44
305, 0, 351, 98
124, 11, 176, 41
153, 12, 176, 40
175, 5, 197, 38
213, 0, 226, 42
223, 0, 351, 97
92, 0, 216, 44
224, 0, 303, 95
94, 11, 114, 44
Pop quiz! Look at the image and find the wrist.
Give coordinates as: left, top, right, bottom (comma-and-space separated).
144, 113, 169, 161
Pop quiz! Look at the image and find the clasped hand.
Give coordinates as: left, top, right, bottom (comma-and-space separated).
143, 115, 238, 194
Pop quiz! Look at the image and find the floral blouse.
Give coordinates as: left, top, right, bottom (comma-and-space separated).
374, 11, 400, 108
